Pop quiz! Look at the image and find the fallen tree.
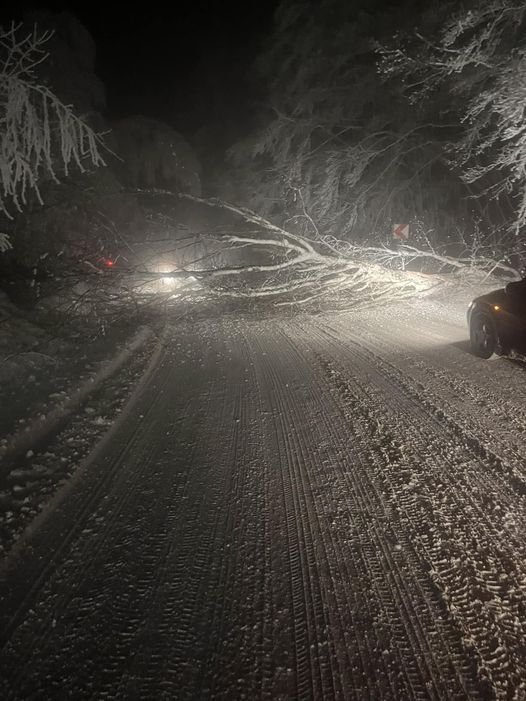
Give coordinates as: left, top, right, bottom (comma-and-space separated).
17, 190, 521, 323
166, 194, 520, 305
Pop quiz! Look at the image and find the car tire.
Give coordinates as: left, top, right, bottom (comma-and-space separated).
469, 312, 498, 358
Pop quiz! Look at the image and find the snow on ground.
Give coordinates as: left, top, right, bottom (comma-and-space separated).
0, 319, 159, 554
1, 295, 526, 699
0, 292, 62, 388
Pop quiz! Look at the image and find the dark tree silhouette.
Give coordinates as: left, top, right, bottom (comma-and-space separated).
109, 116, 201, 196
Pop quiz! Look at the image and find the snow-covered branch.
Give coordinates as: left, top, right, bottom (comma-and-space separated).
178, 193, 318, 256
0, 23, 106, 218
123, 191, 519, 308
328, 240, 521, 279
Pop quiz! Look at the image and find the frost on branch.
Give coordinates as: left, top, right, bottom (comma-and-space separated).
42, 190, 520, 321
174, 195, 522, 307
174, 195, 476, 307
0, 23, 105, 218
378, 0, 526, 234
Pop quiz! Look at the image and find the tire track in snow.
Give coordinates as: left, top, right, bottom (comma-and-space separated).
195, 321, 269, 701
1, 327, 249, 699
299, 315, 526, 698
1, 310, 523, 700
329, 312, 526, 470
249, 322, 475, 699
250, 329, 338, 701
0, 336, 208, 697
317, 318, 526, 521
273, 323, 479, 700
0, 341, 171, 665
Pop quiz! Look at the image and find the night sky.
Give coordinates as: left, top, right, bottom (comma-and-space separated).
1, 1, 280, 135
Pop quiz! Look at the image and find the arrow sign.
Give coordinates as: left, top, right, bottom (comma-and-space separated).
393, 224, 409, 241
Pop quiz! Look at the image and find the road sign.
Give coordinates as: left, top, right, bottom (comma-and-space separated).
393, 224, 409, 241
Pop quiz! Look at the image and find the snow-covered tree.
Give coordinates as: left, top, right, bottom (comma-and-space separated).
379, 0, 526, 236
0, 23, 105, 223
227, 0, 478, 252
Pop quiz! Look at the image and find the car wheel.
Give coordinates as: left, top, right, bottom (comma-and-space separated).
470, 312, 497, 358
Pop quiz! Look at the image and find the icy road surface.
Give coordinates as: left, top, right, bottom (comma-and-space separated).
1, 301, 526, 700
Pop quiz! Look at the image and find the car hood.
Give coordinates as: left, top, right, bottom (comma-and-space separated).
472, 288, 507, 305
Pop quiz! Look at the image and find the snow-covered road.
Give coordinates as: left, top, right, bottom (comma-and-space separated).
1, 301, 526, 700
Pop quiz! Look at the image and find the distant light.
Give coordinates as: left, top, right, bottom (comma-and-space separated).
493, 304, 500, 311
105, 259, 114, 267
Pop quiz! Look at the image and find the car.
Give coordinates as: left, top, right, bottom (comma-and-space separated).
468, 278, 526, 358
